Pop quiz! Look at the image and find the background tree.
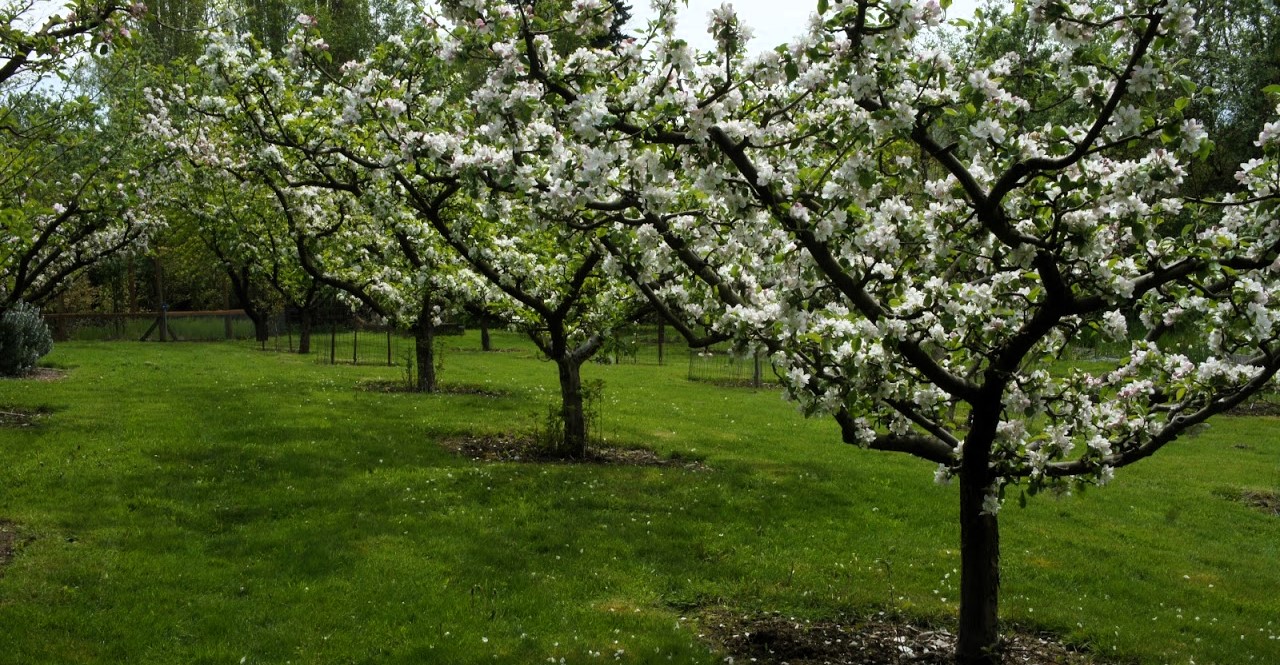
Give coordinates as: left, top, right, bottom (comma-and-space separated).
0, 1, 156, 313
1180, 0, 1280, 195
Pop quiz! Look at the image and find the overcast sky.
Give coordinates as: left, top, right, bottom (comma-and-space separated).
627, 0, 983, 54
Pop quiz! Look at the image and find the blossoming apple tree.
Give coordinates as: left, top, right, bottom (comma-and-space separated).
1, 0, 157, 311
162, 6, 655, 452
447, 0, 1280, 661
145, 21, 488, 391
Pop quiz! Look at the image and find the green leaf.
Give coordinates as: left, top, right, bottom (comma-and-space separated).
817, 0, 829, 14
1264, 84, 1280, 97
784, 59, 799, 83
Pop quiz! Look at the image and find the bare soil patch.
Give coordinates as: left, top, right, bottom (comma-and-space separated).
441, 433, 709, 470
0, 405, 51, 428
1240, 490, 1280, 516
1, 367, 66, 382
0, 520, 26, 576
704, 612, 1106, 665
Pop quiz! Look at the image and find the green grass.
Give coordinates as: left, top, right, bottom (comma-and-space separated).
0, 333, 1277, 664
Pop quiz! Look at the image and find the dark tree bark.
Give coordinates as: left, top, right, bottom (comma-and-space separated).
297, 308, 314, 354
248, 309, 270, 343
957, 471, 1001, 665
554, 355, 587, 458
956, 401, 1002, 665
481, 321, 491, 351
412, 294, 438, 392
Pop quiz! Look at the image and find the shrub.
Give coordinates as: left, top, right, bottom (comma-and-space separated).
0, 301, 54, 377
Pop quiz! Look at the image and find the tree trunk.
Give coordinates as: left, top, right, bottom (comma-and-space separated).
554, 356, 588, 458
481, 322, 492, 351
956, 466, 1001, 665
249, 311, 270, 343
297, 309, 314, 354
414, 317, 437, 393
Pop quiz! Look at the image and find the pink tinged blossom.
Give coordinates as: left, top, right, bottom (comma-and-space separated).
1257, 120, 1280, 148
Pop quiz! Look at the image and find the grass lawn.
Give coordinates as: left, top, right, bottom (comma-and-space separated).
0, 333, 1277, 664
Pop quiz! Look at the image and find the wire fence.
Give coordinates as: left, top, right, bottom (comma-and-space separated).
42, 310, 260, 342
595, 324, 777, 387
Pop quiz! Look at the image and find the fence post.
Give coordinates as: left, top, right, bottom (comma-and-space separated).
353, 326, 359, 365
160, 304, 169, 343
330, 320, 337, 365
387, 328, 393, 367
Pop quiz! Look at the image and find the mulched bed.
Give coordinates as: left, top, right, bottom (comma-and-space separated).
0, 405, 51, 428
0, 520, 23, 576
441, 433, 709, 470
1, 367, 66, 382
704, 612, 1105, 665
1240, 490, 1280, 517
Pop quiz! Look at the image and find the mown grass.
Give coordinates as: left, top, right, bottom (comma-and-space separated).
0, 333, 1277, 664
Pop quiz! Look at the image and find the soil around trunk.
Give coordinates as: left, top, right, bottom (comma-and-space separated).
2, 367, 66, 382
703, 611, 1109, 665
1240, 490, 1280, 516
440, 433, 709, 470
0, 405, 52, 428
0, 520, 25, 576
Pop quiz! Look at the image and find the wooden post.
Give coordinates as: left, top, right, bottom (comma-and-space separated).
352, 325, 359, 365
330, 320, 336, 365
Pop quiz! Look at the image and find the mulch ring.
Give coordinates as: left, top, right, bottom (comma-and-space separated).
359, 381, 508, 397
1240, 490, 1280, 517
1, 367, 66, 382
441, 434, 709, 470
703, 611, 1105, 665
0, 520, 25, 576
0, 405, 52, 428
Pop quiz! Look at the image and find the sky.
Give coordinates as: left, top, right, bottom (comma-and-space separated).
627, 0, 983, 54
